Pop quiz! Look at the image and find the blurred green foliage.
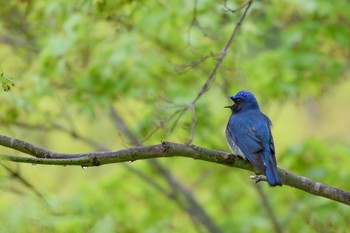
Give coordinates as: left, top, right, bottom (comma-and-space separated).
0, 71, 15, 92
1, 0, 350, 232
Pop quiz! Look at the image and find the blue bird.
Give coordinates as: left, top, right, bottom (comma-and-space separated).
225, 90, 282, 186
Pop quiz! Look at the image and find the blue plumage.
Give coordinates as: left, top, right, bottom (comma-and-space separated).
225, 91, 282, 186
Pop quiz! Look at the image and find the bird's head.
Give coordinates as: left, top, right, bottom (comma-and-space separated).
225, 90, 260, 113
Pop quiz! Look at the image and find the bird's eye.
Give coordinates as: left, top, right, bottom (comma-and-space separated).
235, 98, 241, 103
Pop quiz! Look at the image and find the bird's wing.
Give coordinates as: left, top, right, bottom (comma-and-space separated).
264, 114, 277, 166
227, 116, 267, 169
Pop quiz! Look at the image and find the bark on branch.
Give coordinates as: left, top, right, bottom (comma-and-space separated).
1, 134, 349, 206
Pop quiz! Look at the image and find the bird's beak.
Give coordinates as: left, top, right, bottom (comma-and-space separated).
225, 95, 234, 109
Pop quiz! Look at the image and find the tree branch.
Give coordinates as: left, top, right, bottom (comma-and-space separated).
110, 108, 221, 233
1, 134, 349, 206
0, 163, 47, 203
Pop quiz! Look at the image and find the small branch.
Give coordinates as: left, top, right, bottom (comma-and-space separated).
0, 134, 77, 159
173, 53, 215, 76
165, 0, 254, 142
187, 0, 209, 44
280, 169, 350, 206
191, 0, 253, 104
1, 163, 47, 202
1, 135, 350, 206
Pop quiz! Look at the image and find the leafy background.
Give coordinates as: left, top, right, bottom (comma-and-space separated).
1, 0, 350, 232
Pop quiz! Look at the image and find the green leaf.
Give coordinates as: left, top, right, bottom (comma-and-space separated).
0, 71, 15, 92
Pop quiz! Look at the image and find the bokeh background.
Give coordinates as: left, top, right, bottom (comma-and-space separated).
1, 0, 350, 232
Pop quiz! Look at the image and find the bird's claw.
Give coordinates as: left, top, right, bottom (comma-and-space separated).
250, 175, 267, 184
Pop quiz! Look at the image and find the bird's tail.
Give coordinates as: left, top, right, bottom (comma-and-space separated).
263, 152, 282, 187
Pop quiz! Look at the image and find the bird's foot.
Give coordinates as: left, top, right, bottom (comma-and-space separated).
250, 175, 267, 184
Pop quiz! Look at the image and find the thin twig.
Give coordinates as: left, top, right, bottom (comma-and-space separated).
165, 0, 254, 143
173, 53, 216, 76
221, 1, 250, 14
186, 0, 209, 44
0, 163, 48, 204
191, 0, 254, 105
